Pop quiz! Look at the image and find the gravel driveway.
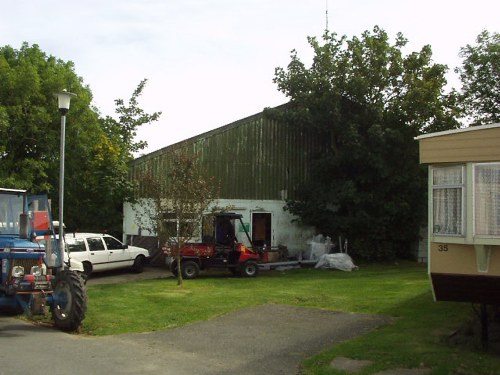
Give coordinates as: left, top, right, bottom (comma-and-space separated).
1, 268, 392, 374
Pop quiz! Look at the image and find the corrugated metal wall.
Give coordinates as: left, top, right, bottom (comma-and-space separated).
129, 110, 323, 200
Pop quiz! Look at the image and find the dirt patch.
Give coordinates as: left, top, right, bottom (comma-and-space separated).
443, 307, 500, 356
86, 265, 169, 285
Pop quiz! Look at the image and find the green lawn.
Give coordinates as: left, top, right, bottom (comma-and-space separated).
83, 262, 499, 374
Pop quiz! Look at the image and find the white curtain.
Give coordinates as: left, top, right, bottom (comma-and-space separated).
474, 163, 500, 236
432, 166, 464, 235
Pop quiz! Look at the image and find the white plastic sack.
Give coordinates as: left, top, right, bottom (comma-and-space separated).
314, 253, 358, 272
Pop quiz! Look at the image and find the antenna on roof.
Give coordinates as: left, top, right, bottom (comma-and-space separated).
325, 0, 329, 31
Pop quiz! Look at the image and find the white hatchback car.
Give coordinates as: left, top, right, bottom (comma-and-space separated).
65, 233, 150, 278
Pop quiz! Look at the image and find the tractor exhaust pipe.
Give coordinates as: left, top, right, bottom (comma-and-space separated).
19, 213, 29, 239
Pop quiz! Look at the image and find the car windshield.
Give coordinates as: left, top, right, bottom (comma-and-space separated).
0, 193, 24, 235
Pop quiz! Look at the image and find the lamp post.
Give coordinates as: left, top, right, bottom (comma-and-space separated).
55, 90, 76, 268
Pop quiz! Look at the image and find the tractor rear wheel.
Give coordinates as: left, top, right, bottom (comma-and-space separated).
51, 270, 87, 332
241, 261, 259, 277
181, 260, 200, 279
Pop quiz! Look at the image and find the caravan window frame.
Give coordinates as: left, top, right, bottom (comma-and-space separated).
473, 162, 500, 238
431, 165, 466, 237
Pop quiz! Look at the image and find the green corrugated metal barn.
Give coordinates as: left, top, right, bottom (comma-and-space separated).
123, 106, 324, 256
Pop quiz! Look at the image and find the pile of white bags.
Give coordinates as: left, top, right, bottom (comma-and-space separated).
314, 253, 358, 272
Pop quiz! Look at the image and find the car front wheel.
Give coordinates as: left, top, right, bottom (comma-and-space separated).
82, 262, 92, 279
132, 255, 145, 273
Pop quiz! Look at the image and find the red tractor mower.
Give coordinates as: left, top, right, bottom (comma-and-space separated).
164, 213, 260, 279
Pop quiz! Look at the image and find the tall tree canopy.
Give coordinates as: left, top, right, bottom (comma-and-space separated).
456, 30, 500, 125
273, 27, 459, 260
0, 43, 161, 235
0, 43, 93, 192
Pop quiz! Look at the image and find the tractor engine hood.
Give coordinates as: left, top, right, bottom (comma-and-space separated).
0, 235, 44, 250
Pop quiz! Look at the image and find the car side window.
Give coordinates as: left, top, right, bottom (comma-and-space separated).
87, 237, 105, 251
67, 238, 86, 252
103, 236, 123, 250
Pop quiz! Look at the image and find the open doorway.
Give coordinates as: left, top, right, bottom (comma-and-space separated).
252, 212, 272, 248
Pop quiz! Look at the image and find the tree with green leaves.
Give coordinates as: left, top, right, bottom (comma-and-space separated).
66, 79, 162, 235
456, 30, 499, 125
133, 148, 218, 286
0, 43, 161, 235
272, 26, 459, 260
0, 43, 93, 192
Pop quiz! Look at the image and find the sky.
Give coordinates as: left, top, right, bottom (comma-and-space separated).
1, 0, 499, 156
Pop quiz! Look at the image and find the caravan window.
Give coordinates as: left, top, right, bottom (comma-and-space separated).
474, 163, 500, 236
432, 165, 465, 236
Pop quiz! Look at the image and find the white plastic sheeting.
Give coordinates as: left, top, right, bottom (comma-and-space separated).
305, 234, 333, 260
315, 253, 358, 271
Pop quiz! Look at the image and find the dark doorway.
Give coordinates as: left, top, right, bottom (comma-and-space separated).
252, 212, 272, 248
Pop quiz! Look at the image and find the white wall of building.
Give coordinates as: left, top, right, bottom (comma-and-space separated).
123, 199, 315, 257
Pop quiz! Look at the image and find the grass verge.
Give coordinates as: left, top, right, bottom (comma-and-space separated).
82, 262, 499, 374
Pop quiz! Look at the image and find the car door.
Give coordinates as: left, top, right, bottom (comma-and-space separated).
85, 237, 109, 271
65, 237, 87, 264
103, 235, 132, 268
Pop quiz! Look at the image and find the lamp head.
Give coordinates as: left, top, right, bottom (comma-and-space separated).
55, 90, 77, 115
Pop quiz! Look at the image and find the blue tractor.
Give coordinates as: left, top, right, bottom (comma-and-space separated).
0, 188, 86, 331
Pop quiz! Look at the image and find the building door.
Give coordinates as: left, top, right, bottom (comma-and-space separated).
252, 212, 272, 248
